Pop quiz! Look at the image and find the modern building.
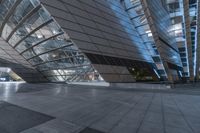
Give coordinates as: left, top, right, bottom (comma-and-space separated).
0, 0, 199, 84
165, 0, 190, 78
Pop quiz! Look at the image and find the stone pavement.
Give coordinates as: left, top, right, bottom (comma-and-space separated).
0, 82, 200, 133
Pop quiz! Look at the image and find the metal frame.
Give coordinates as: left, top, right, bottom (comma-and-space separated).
0, 0, 23, 36
6, 5, 42, 42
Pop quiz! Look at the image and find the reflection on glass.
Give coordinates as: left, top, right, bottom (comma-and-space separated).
8, 8, 52, 46
0, 0, 104, 83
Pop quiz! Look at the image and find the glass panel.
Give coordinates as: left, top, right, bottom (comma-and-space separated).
15, 21, 62, 51
8, 8, 51, 46
2, 0, 40, 40
22, 49, 36, 59
0, 0, 104, 83
0, 0, 16, 26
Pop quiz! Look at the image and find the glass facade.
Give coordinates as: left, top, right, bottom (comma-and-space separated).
0, 0, 199, 83
146, 0, 182, 66
166, 0, 190, 77
0, 0, 104, 82
189, 0, 198, 76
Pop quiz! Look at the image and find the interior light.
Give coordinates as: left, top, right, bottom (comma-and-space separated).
52, 30, 57, 34
148, 33, 152, 37
37, 34, 43, 38
52, 54, 56, 58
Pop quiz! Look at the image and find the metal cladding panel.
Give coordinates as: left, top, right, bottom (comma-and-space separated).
41, 0, 153, 63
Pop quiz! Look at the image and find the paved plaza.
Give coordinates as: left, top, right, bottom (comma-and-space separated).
0, 82, 200, 133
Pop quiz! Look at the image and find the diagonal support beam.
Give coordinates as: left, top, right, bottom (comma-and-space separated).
20, 32, 64, 55
6, 5, 42, 42
13, 19, 53, 48
0, 0, 23, 36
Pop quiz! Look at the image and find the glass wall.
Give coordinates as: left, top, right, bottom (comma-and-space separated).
189, 0, 198, 76
0, 0, 104, 82
166, 0, 190, 77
